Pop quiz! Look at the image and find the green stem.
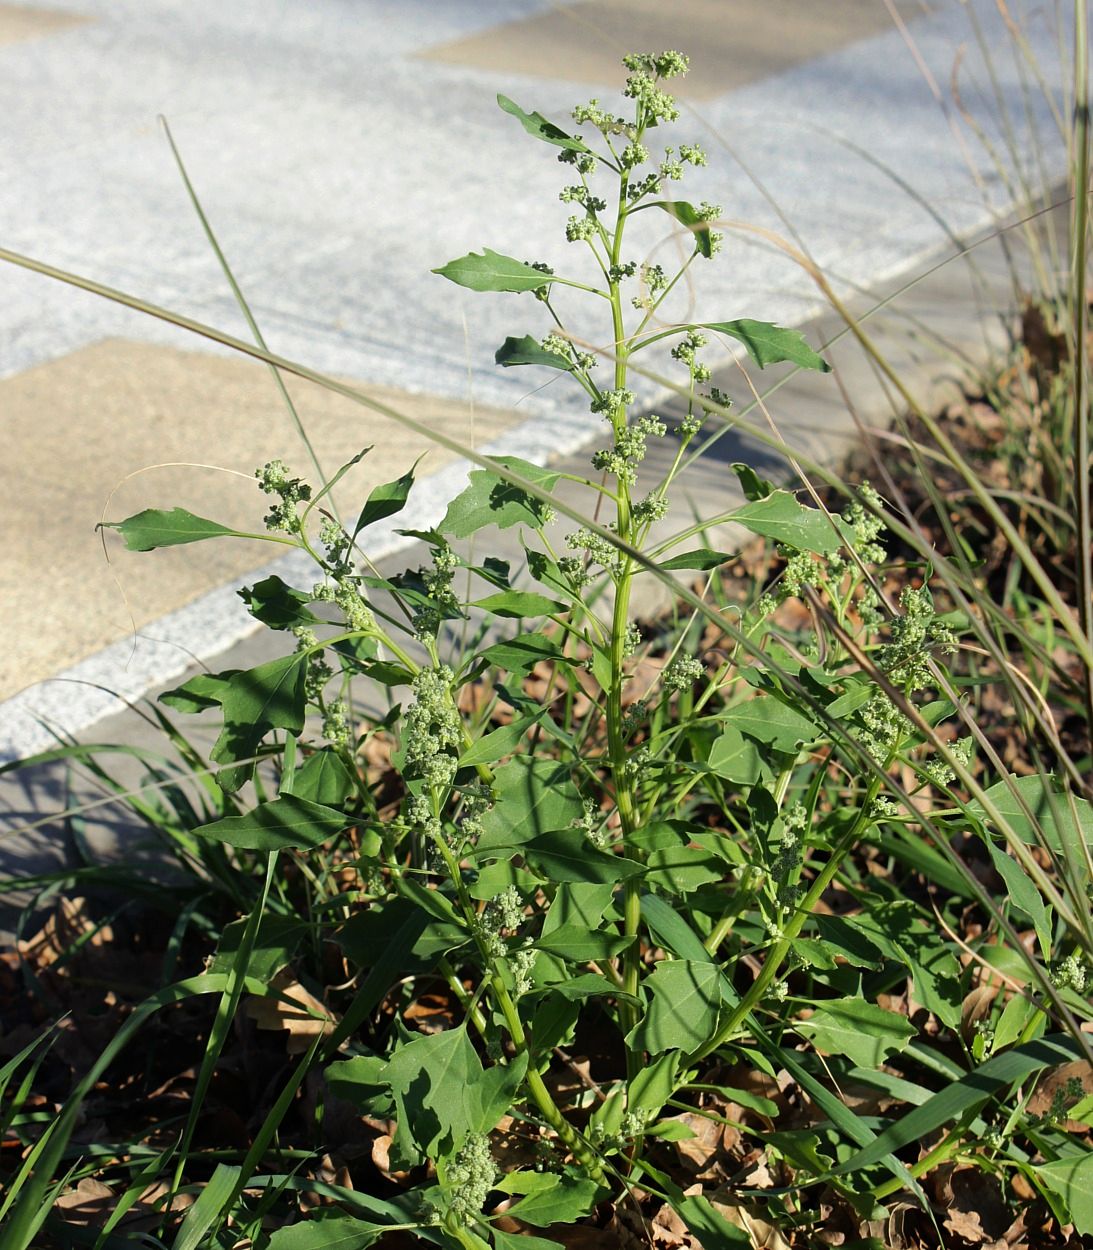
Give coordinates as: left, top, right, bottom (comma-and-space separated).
688, 773, 885, 1065
426, 833, 602, 1178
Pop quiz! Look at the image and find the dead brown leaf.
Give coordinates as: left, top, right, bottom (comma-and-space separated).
938, 1166, 1013, 1247
17, 898, 113, 973
53, 1178, 115, 1227
245, 969, 336, 1054
1027, 1061, 1093, 1132
670, 1110, 725, 1179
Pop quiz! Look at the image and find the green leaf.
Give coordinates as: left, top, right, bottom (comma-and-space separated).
466, 859, 539, 900
809, 915, 885, 969
238, 575, 319, 630
985, 838, 1051, 956
992, 990, 1039, 1053
649, 200, 715, 257
968, 774, 1093, 855
1034, 1154, 1093, 1233
382, 1026, 481, 1161
440, 457, 560, 537
629, 960, 727, 1053
721, 697, 819, 752
458, 715, 543, 768
796, 998, 916, 1068
468, 1052, 528, 1135
160, 670, 236, 713
706, 724, 764, 783
285, 748, 358, 808
643, 846, 725, 893
354, 467, 416, 536
472, 590, 564, 618
495, 335, 575, 371
480, 632, 568, 674
267, 1215, 391, 1249
524, 972, 636, 1003
497, 93, 591, 152
334, 897, 433, 984
491, 1230, 565, 1250
194, 795, 347, 851
837, 1033, 1083, 1175
824, 680, 876, 718
324, 1055, 390, 1111
523, 828, 643, 884
306, 446, 370, 514
432, 248, 556, 294
705, 319, 830, 371
101, 506, 242, 551
673, 1194, 751, 1247
211, 914, 305, 982
658, 547, 734, 571
628, 1052, 680, 1117
727, 490, 841, 554
790, 938, 837, 970
766, 1041, 928, 1207
477, 757, 583, 850
640, 894, 714, 964
533, 925, 632, 962
731, 462, 776, 501
221, 652, 308, 736
173, 1163, 242, 1250
541, 882, 615, 933
504, 1173, 603, 1227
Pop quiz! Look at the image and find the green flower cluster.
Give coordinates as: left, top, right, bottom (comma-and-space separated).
541, 332, 595, 371
403, 665, 461, 843
773, 802, 807, 911
590, 413, 665, 485
441, 1133, 496, 1224
256, 459, 311, 534
662, 654, 703, 693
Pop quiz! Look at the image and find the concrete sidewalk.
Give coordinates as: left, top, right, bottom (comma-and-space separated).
0, 0, 1071, 761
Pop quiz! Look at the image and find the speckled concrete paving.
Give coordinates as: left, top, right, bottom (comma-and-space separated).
0, 0, 1071, 760
0, 339, 521, 699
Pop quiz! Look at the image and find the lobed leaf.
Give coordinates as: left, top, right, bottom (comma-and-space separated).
796, 997, 917, 1068
727, 490, 843, 554
440, 456, 561, 538
628, 959, 728, 1053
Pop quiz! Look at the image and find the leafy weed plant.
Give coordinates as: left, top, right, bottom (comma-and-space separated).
1, 47, 1091, 1250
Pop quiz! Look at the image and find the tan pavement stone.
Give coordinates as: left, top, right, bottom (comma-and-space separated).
0, 2, 88, 45
419, 0, 922, 100
2, 339, 521, 699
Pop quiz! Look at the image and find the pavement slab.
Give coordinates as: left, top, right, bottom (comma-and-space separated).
420, 0, 923, 100
0, 338, 522, 699
0, 1, 87, 45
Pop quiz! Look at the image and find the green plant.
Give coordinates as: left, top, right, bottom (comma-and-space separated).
1, 46, 1091, 1250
